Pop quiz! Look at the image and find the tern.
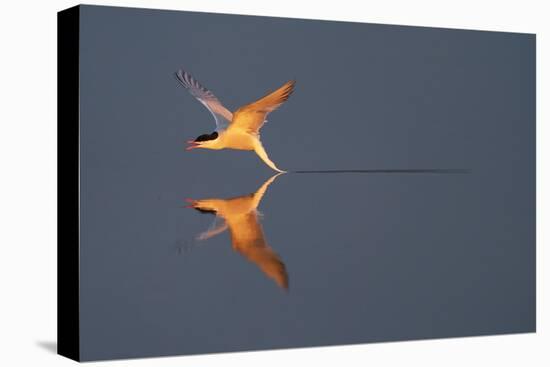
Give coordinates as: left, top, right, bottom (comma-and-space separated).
175, 69, 295, 173
186, 173, 288, 289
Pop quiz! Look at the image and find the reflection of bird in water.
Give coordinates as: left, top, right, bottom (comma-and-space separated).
175, 69, 295, 173
185, 173, 288, 290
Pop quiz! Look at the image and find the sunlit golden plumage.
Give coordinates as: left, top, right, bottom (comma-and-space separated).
176, 69, 295, 172
186, 174, 288, 289
230, 80, 296, 135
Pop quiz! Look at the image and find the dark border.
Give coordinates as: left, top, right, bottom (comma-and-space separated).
57, 5, 80, 362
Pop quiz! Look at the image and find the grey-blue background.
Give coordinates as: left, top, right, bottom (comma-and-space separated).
78, 5, 535, 361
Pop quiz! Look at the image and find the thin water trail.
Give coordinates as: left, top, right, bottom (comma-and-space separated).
290, 169, 471, 174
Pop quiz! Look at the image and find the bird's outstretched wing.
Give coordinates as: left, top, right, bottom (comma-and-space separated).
175, 69, 233, 131
229, 80, 295, 134
228, 211, 289, 289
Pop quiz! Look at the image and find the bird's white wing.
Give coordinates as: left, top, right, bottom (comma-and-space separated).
175, 69, 233, 131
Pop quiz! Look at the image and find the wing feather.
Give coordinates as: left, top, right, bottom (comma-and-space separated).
229, 211, 289, 289
175, 69, 233, 130
230, 80, 295, 134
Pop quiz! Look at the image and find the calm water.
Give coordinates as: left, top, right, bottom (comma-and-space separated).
78, 5, 535, 361
79, 168, 533, 360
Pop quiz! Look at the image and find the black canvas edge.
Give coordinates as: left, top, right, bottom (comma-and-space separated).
57, 5, 81, 362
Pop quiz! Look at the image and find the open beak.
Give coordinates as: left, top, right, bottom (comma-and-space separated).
186, 140, 200, 151
184, 198, 196, 208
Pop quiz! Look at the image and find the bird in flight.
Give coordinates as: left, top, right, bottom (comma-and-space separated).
185, 173, 288, 290
175, 69, 295, 173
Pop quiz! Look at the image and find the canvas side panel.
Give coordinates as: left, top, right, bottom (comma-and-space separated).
57, 5, 81, 362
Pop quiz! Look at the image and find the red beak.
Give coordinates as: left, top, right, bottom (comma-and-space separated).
184, 198, 196, 208
186, 140, 199, 151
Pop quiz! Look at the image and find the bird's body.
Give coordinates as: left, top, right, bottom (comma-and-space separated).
175, 69, 295, 172
197, 129, 256, 151
186, 173, 288, 289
